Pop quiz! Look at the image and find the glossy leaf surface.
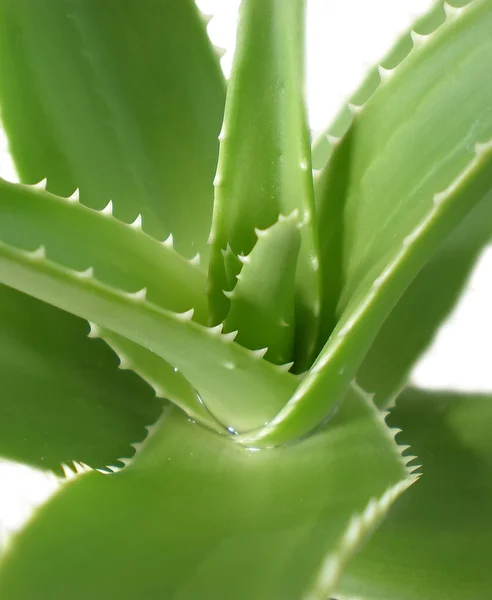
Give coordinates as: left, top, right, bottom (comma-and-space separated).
337, 387, 492, 600
0, 386, 412, 600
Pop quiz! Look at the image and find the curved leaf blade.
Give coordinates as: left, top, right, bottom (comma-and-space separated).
0, 386, 412, 600
0, 0, 225, 258
358, 188, 492, 407
0, 241, 297, 433
0, 179, 208, 321
243, 0, 492, 446
91, 327, 222, 432
243, 138, 492, 446
0, 285, 161, 473
208, 0, 320, 366
224, 212, 300, 365
337, 387, 492, 600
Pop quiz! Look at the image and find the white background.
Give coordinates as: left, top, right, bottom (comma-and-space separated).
1, 0, 492, 543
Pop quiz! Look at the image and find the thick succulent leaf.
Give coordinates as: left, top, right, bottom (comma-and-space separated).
0, 179, 208, 321
0, 0, 225, 258
0, 385, 414, 600
316, 0, 492, 343
336, 387, 492, 600
242, 0, 492, 446
91, 327, 222, 432
358, 188, 492, 407
0, 285, 161, 473
0, 241, 297, 433
224, 213, 300, 366
208, 0, 320, 366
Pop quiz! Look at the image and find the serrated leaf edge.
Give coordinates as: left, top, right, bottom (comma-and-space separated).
303, 382, 419, 600
312, 0, 476, 169
238, 137, 492, 446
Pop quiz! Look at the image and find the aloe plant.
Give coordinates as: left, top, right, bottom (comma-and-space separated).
0, 0, 491, 597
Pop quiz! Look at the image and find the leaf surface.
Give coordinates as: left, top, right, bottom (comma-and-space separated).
358, 188, 492, 406
336, 387, 492, 600
0, 385, 413, 600
0, 179, 208, 320
208, 0, 319, 366
224, 213, 300, 365
0, 285, 161, 472
0, 241, 297, 433
245, 0, 492, 445
0, 0, 225, 258
91, 327, 221, 432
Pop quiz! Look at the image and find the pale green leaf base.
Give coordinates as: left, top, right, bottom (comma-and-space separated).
0, 386, 411, 600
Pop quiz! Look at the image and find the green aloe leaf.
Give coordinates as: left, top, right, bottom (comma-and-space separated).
0, 0, 225, 258
224, 212, 301, 366
358, 188, 492, 407
0, 385, 414, 600
0, 178, 208, 321
208, 0, 320, 367
90, 327, 221, 432
0, 285, 161, 473
336, 387, 492, 600
243, 0, 492, 446
0, 240, 297, 433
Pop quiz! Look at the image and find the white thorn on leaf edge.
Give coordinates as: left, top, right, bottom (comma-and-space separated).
251, 347, 268, 359
188, 252, 201, 266
208, 323, 224, 335
100, 199, 113, 216
199, 11, 213, 26
443, 1, 464, 19
410, 29, 428, 48
67, 188, 80, 202
76, 266, 94, 279
218, 125, 227, 141
222, 330, 238, 342
126, 287, 147, 302
175, 308, 194, 322
106, 465, 122, 473
87, 321, 102, 338
347, 102, 363, 116
28, 245, 46, 260
377, 64, 393, 82
73, 461, 92, 474
61, 463, 76, 480
277, 361, 294, 372
162, 233, 174, 248
131, 441, 143, 453
129, 213, 142, 229
117, 355, 132, 370
33, 177, 47, 190
238, 253, 250, 265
